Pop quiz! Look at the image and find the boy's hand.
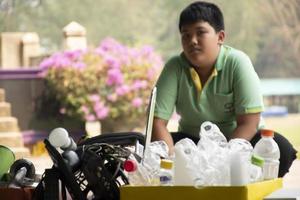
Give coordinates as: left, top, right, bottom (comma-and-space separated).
151, 117, 175, 154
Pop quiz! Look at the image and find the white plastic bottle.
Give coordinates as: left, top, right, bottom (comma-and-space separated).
159, 159, 173, 186
174, 140, 195, 185
253, 129, 280, 180
250, 154, 264, 183
229, 151, 250, 186
200, 121, 227, 148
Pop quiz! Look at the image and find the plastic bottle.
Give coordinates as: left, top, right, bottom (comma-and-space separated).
200, 121, 227, 148
174, 139, 196, 185
229, 151, 250, 186
159, 159, 173, 186
142, 140, 169, 182
123, 159, 150, 186
253, 129, 280, 180
250, 154, 264, 183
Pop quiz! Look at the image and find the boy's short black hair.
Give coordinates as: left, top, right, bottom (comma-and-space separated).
179, 1, 224, 32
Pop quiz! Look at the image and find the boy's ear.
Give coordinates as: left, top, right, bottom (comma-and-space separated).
217, 30, 225, 45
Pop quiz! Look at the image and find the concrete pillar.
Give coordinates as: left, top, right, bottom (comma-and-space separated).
63, 21, 87, 51
0, 88, 30, 158
21, 32, 41, 67
0, 33, 24, 69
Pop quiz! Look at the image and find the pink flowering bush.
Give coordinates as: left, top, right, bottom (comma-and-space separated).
38, 38, 162, 131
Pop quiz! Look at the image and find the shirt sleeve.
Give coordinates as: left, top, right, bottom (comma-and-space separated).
154, 57, 181, 120
232, 51, 264, 114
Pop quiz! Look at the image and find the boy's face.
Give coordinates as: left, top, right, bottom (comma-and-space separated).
180, 21, 225, 68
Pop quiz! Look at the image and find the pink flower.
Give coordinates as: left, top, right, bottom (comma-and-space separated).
89, 94, 100, 102
132, 98, 143, 107
37, 70, 47, 78
53, 54, 72, 68
81, 105, 90, 114
39, 57, 55, 70
85, 114, 96, 122
120, 55, 131, 66
99, 37, 126, 54
115, 85, 130, 96
95, 106, 109, 120
106, 68, 124, 86
39, 37, 164, 123
99, 38, 119, 51
129, 48, 139, 58
93, 101, 104, 112
147, 68, 161, 79
131, 80, 148, 90
64, 50, 82, 60
105, 56, 121, 69
107, 93, 117, 102
94, 47, 105, 56
73, 62, 86, 69
141, 45, 154, 56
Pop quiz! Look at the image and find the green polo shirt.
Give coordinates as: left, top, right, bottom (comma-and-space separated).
154, 45, 264, 138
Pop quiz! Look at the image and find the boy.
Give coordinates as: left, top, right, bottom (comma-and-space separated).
152, 1, 297, 177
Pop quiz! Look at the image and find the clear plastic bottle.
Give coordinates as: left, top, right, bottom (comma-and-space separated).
123, 159, 150, 186
200, 121, 227, 148
159, 159, 173, 186
253, 129, 280, 180
250, 154, 264, 183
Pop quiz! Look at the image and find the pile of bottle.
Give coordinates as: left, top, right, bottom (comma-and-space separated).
123, 121, 280, 187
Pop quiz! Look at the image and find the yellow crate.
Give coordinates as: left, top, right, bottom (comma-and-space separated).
120, 178, 282, 200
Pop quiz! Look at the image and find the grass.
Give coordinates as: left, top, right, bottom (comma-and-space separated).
264, 114, 300, 159
276, 127, 300, 159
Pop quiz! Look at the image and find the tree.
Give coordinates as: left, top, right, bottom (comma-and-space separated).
263, 0, 300, 61
255, 0, 300, 77
0, 0, 264, 63
216, 0, 264, 61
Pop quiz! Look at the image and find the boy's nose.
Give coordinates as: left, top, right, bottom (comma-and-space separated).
190, 34, 198, 45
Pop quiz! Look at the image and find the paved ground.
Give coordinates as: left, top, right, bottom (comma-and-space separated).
282, 159, 300, 188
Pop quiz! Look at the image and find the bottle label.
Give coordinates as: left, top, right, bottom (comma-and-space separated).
160, 175, 172, 183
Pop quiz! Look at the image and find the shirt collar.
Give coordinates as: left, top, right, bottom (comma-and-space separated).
214, 45, 226, 71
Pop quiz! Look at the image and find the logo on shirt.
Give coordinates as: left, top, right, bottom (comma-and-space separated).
224, 102, 234, 113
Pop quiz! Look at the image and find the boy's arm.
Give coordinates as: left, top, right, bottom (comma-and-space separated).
231, 113, 260, 141
152, 117, 175, 154
230, 50, 264, 140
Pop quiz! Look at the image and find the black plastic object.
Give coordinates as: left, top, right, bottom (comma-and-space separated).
78, 131, 145, 162
35, 132, 145, 200
78, 131, 145, 146
9, 158, 35, 180
80, 143, 131, 200
44, 139, 86, 200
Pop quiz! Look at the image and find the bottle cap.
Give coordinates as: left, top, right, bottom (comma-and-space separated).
251, 154, 264, 167
123, 159, 137, 172
160, 159, 173, 169
260, 129, 274, 137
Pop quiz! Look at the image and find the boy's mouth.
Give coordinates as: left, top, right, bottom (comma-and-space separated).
189, 48, 202, 54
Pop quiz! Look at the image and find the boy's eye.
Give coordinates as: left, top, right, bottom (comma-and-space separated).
196, 30, 206, 36
181, 33, 190, 40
